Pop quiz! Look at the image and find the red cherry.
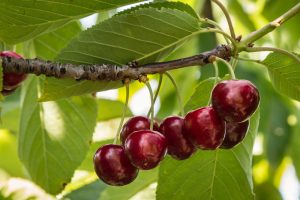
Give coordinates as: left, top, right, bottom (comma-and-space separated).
120, 116, 159, 144
159, 116, 195, 160
183, 106, 225, 150
93, 144, 138, 186
212, 80, 260, 122
124, 130, 167, 170
0, 51, 27, 90
220, 120, 249, 149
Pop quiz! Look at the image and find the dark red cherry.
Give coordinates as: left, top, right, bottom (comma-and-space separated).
183, 106, 225, 150
0, 51, 27, 90
159, 116, 195, 160
212, 80, 260, 122
93, 144, 138, 186
124, 130, 167, 170
220, 120, 249, 149
120, 116, 159, 144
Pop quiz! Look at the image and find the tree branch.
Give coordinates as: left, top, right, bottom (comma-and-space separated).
1, 45, 231, 82
240, 2, 300, 46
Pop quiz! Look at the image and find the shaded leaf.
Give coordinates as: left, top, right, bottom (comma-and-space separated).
18, 77, 97, 194
184, 77, 216, 111
64, 181, 106, 200
99, 168, 158, 200
0, 0, 145, 44
97, 99, 132, 121
262, 52, 300, 101
40, 2, 201, 101
33, 22, 82, 60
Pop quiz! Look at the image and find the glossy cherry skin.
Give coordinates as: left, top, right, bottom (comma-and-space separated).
212, 80, 260, 123
183, 106, 225, 150
93, 144, 138, 186
120, 116, 159, 144
0, 51, 27, 90
159, 116, 195, 160
124, 130, 167, 170
220, 120, 249, 149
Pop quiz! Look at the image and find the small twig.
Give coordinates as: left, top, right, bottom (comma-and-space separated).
207, 61, 219, 106
1, 45, 232, 82
114, 80, 130, 144
145, 82, 154, 130
165, 72, 185, 116
147, 74, 163, 117
211, 0, 236, 39
215, 57, 236, 79
245, 47, 300, 62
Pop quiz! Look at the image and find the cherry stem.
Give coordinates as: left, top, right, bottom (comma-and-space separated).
147, 74, 163, 117
208, 61, 220, 106
211, 0, 236, 39
236, 56, 261, 63
113, 82, 130, 144
145, 82, 154, 130
165, 72, 185, 116
199, 18, 230, 44
245, 46, 300, 62
215, 57, 236, 79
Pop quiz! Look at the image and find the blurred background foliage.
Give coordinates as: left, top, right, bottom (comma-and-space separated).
0, 0, 299, 199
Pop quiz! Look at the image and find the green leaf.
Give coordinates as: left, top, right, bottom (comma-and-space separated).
97, 99, 132, 121
0, 0, 145, 44
64, 181, 106, 200
40, 2, 201, 101
99, 168, 158, 200
156, 77, 260, 200
0, 130, 24, 177
64, 169, 157, 200
33, 22, 82, 60
184, 78, 216, 112
18, 77, 97, 194
262, 52, 300, 101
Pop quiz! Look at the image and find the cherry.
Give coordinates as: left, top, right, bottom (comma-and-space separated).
220, 120, 249, 149
93, 144, 138, 186
124, 130, 167, 170
212, 80, 260, 123
159, 116, 195, 160
120, 116, 159, 144
0, 51, 27, 90
183, 106, 225, 150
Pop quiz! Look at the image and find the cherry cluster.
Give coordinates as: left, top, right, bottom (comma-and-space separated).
93, 79, 260, 186
0, 51, 27, 96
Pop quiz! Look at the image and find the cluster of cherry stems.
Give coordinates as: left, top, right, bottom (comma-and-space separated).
93, 74, 260, 186
0, 51, 260, 187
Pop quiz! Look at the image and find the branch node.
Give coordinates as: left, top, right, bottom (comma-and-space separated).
139, 75, 148, 83
235, 35, 242, 42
